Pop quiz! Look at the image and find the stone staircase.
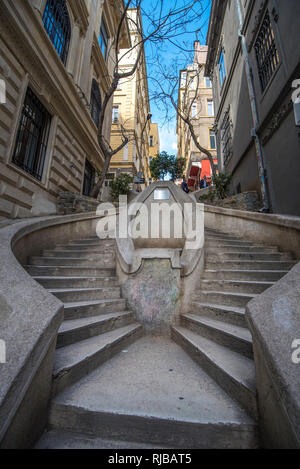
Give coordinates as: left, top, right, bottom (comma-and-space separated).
30, 229, 297, 449
25, 236, 142, 396
172, 228, 296, 423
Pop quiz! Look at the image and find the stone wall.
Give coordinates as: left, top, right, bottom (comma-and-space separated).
198, 191, 262, 212
57, 192, 99, 215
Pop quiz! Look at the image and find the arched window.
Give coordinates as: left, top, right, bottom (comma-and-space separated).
43, 0, 71, 65
90, 79, 101, 127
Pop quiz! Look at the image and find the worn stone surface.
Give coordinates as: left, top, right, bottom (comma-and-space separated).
48, 336, 258, 448
199, 191, 262, 212
0, 212, 101, 448
57, 192, 99, 215
121, 259, 181, 334
246, 261, 300, 448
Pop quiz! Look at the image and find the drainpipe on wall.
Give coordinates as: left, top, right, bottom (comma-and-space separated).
234, 0, 270, 212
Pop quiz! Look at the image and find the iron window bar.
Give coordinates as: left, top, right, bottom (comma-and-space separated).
99, 19, 108, 60
12, 88, 51, 181
90, 79, 102, 127
221, 109, 232, 166
83, 159, 96, 197
43, 0, 71, 66
254, 10, 280, 92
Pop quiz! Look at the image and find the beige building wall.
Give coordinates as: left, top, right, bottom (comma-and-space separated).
0, 0, 129, 219
177, 43, 217, 187
149, 123, 160, 159
109, 8, 152, 187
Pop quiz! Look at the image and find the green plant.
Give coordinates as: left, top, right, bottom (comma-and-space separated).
213, 172, 232, 200
110, 174, 133, 201
199, 191, 216, 202
149, 151, 186, 181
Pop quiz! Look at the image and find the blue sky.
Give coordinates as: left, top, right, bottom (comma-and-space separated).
141, 0, 212, 155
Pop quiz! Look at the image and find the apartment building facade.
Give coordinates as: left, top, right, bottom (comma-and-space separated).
109, 8, 153, 188
206, 0, 300, 215
148, 122, 160, 180
177, 43, 218, 191
0, 0, 129, 219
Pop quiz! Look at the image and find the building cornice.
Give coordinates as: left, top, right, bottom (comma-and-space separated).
205, 0, 228, 77
68, 0, 89, 35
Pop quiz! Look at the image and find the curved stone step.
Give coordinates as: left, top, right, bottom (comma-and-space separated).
69, 239, 115, 246
206, 251, 292, 261
57, 311, 134, 348
49, 336, 258, 448
63, 298, 127, 320
203, 269, 289, 281
206, 234, 243, 242
35, 429, 171, 449
48, 286, 121, 302
190, 302, 246, 327
32, 276, 119, 289
195, 290, 257, 308
53, 323, 143, 396
171, 326, 257, 419
53, 245, 115, 252
25, 265, 115, 277
28, 256, 116, 267
200, 279, 274, 294
180, 314, 253, 359
206, 240, 258, 247
43, 250, 115, 258
206, 260, 296, 270
205, 243, 279, 252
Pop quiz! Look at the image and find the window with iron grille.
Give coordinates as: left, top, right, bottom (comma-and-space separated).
99, 18, 108, 60
254, 10, 280, 92
12, 87, 51, 181
209, 130, 216, 150
219, 49, 226, 87
221, 109, 232, 166
90, 79, 101, 127
83, 159, 96, 197
43, 0, 71, 66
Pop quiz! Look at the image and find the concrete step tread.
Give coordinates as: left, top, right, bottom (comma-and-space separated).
206, 242, 277, 247
204, 269, 289, 275
172, 326, 256, 393
45, 250, 114, 254
30, 257, 115, 261
63, 298, 125, 309
52, 336, 256, 429
25, 266, 115, 271
54, 323, 141, 375
59, 311, 133, 334
48, 287, 120, 294
201, 279, 275, 286
35, 429, 172, 449
191, 301, 245, 315
198, 290, 257, 299
206, 250, 280, 254
182, 313, 252, 343
32, 276, 117, 281
70, 236, 115, 244
207, 260, 296, 264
